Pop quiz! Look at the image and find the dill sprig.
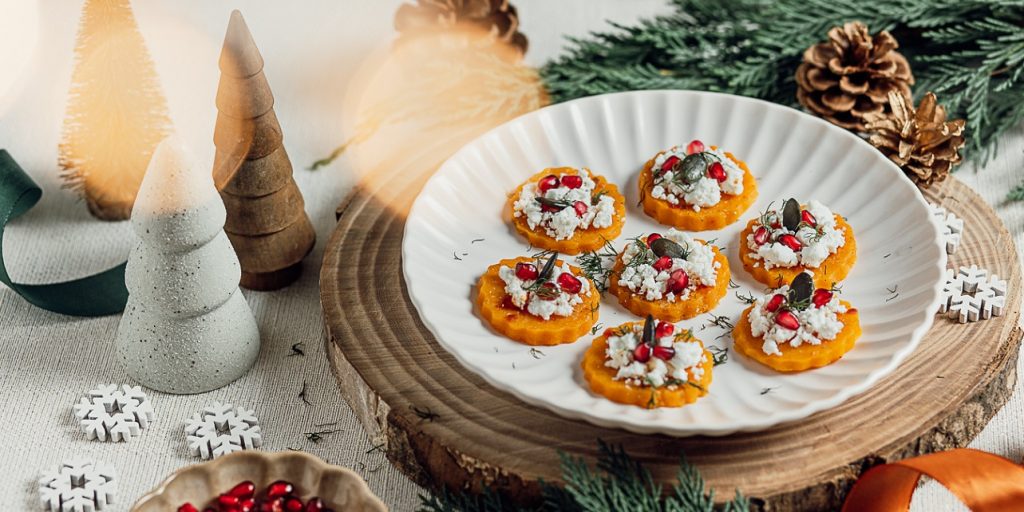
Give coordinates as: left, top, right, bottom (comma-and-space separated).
575, 238, 618, 293
709, 346, 729, 366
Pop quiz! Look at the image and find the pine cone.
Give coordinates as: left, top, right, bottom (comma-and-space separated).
866, 91, 965, 187
394, 0, 528, 58
796, 22, 914, 131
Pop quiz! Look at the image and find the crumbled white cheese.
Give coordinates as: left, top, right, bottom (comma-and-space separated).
498, 261, 590, 320
511, 170, 616, 240
616, 229, 718, 301
649, 145, 744, 211
603, 324, 706, 388
745, 200, 846, 270
747, 284, 848, 356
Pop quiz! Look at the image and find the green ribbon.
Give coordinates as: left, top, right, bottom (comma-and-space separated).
0, 149, 127, 316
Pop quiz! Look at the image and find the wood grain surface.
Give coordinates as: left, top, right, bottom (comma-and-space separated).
320, 172, 1022, 510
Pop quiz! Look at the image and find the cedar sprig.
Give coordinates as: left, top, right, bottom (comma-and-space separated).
541, 0, 1024, 200
418, 440, 749, 511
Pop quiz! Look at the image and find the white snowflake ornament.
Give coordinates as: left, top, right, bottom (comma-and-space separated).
38, 459, 116, 512
72, 384, 154, 442
185, 402, 262, 460
929, 203, 964, 254
939, 265, 1007, 323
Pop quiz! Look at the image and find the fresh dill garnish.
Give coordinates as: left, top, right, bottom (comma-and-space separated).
728, 278, 740, 290
736, 291, 757, 304
709, 346, 729, 366
591, 323, 604, 335
304, 429, 341, 444
705, 314, 734, 330
529, 347, 545, 359
760, 387, 776, 395
575, 238, 618, 293
410, 405, 440, 422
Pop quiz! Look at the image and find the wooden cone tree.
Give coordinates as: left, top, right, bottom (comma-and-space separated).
213, 10, 315, 290
60, 0, 172, 221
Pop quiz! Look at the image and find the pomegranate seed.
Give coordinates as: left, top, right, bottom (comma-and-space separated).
775, 310, 800, 330
707, 161, 727, 182
666, 269, 689, 293
267, 481, 294, 499
633, 343, 651, 363
537, 174, 560, 193
653, 345, 676, 360
652, 255, 672, 272
229, 481, 256, 499
285, 498, 304, 512
240, 498, 256, 512
812, 288, 834, 308
655, 321, 675, 339
178, 505, 199, 512
557, 272, 582, 294
778, 234, 802, 252
539, 282, 558, 300
765, 293, 786, 313
646, 233, 662, 245
686, 139, 705, 154
561, 174, 583, 189
218, 494, 241, 507
305, 498, 325, 512
801, 210, 817, 227
515, 262, 538, 280
258, 498, 284, 512
660, 155, 680, 173
573, 200, 588, 217
603, 328, 614, 337
753, 226, 769, 245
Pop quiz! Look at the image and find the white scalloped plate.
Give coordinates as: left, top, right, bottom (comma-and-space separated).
403, 90, 946, 436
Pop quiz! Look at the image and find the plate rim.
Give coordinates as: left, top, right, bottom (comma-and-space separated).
401, 89, 947, 436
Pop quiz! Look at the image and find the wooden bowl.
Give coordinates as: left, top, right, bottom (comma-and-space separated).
131, 451, 387, 511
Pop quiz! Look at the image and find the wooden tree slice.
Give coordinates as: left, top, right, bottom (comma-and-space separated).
321, 173, 1021, 510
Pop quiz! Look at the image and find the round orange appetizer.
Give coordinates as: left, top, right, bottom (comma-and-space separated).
607, 229, 730, 322
476, 253, 599, 346
583, 315, 714, 408
638, 139, 758, 231
733, 272, 861, 372
739, 198, 856, 287
509, 167, 625, 255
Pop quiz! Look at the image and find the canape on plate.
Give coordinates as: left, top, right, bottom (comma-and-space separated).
583, 316, 713, 408
739, 198, 856, 287
476, 253, 599, 346
638, 139, 758, 231
509, 167, 625, 255
608, 229, 730, 322
733, 272, 860, 372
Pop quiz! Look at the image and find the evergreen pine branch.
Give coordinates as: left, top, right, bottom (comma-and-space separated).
1009, 179, 1024, 203
417, 440, 749, 511
541, 0, 1024, 199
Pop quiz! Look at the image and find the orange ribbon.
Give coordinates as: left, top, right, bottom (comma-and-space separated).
842, 448, 1024, 511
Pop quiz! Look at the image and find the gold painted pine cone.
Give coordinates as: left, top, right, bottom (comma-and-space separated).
394, 0, 528, 58
866, 91, 965, 187
796, 21, 914, 131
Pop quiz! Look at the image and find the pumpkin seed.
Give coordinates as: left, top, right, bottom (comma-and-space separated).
650, 237, 686, 259
678, 154, 707, 185
538, 252, 558, 281
788, 272, 814, 307
642, 314, 655, 345
782, 198, 801, 231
